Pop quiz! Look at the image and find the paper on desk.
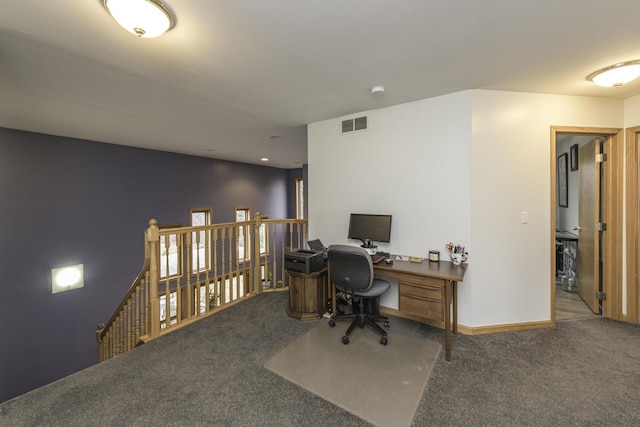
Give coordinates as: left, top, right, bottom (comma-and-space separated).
395, 255, 410, 261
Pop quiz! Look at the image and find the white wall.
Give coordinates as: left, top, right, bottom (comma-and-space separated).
309, 89, 624, 328
308, 91, 472, 310
624, 94, 640, 126
470, 91, 622, 326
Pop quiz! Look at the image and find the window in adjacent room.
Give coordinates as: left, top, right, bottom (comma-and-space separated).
259, 216, 269, 255
235, 207, 251, 261
190, 208, 212, 273
158, 223, 183, 279
296, 178, 304, 219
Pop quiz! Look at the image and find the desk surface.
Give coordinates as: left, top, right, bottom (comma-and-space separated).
556, 230, 579, 241
374, 258, 467, 282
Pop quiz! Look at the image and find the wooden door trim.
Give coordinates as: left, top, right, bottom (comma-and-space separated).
550, 126, 624, 324
603, 132, 624, 320
625, 127, 640, 324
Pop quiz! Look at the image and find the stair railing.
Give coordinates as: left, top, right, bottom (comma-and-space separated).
97, 214, 307, 362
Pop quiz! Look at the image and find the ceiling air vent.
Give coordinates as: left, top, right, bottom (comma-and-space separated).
341, 116, 368, 134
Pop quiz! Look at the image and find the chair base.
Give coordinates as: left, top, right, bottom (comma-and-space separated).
329, 297, 390, 345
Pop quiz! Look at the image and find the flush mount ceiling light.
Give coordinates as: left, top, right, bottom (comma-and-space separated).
103, 0, 176, 38
588, 60, 640, 88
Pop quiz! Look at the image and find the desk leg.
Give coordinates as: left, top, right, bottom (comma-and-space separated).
452, 280, 458, 335
444, 280, 451, 361
330, 280, 336, 318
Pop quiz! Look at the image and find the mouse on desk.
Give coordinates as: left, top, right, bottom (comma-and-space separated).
385, 258, 393, 264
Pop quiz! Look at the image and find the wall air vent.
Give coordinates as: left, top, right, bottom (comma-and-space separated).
341, 116, 368, 134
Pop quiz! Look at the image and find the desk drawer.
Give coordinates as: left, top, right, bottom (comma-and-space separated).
399, 282, 443, 302
399, 295, 443, 320
399, 281, 443, 320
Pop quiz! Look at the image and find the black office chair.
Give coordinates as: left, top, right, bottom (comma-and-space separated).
327, 244, 391, 345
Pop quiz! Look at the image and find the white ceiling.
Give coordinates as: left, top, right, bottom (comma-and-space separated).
2, 1, 640, 169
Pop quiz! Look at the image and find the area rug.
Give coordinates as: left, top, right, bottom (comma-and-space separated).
264, 315, 441, 427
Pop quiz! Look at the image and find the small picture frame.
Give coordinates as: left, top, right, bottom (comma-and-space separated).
570, 144, 578, 171
558, 153, 568, 207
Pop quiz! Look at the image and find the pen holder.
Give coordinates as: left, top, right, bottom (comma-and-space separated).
450, 252, 467, 265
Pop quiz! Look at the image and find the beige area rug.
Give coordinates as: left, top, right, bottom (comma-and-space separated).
265, 316, 441, 427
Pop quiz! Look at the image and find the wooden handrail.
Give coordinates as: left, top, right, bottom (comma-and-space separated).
97, 257, 150, 343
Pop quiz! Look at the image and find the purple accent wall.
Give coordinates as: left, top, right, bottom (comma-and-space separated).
0, 127, 302, 402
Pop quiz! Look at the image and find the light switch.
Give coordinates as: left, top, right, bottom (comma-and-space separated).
520, 211, 529, 224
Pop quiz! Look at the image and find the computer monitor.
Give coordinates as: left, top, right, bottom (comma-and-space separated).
347, 213, 392, 248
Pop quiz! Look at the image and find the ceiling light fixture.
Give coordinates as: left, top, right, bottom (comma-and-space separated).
103, 0, 176, 38
52, 264, 84, 294
588, 60, 640, 88
370, 85, 385, 95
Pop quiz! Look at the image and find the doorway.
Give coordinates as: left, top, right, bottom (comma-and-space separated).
550, 126, 624, 324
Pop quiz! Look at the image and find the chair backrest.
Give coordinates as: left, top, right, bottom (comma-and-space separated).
327, 244, 374, 292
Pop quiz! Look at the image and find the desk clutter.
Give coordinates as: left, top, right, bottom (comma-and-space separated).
446, 242, 469, 265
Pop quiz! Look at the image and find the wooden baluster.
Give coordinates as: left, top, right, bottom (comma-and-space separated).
126, 302, 132, 351
143, 271, 149, 337
225, 228, 230, 306
175, 231, 182, 326
211, 227, 219, 311
135, 284, 141, 345
281, 223, 287, 287
253, 214, 261, 295
186, 230, 193, 320
271, 222, 276, 287
163, 233, 171, 329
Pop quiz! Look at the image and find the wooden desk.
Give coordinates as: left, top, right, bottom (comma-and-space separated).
329, 259, 467, 361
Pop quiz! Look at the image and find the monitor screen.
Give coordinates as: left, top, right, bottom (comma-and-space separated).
348, 213, 392, 244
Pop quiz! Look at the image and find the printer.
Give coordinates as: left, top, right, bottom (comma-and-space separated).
285, 249, 325, 274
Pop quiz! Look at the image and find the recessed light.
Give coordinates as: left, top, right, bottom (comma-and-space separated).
205, 148, 216, 152
261, 158, 269, 162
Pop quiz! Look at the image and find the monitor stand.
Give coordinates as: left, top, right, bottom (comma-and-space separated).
360, 240, 377, 255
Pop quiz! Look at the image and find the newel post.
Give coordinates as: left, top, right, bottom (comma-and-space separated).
147, 219, 160, 339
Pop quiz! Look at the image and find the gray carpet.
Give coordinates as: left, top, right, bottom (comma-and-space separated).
265, 316, 440, 426
1, 291, 639, 426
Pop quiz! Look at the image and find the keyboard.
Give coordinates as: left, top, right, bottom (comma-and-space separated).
370, 254, 385, 264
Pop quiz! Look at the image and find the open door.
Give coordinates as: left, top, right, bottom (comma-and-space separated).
575, 138, 600, 313
552, 126, 623, 323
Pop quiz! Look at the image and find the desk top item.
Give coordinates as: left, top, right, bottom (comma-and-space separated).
307, 238, 327, 252
446, 242, 469, 265
409, 257, 423, 263
371, 254, 385, 264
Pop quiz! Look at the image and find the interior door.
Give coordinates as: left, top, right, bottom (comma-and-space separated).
576, 138, 600, 313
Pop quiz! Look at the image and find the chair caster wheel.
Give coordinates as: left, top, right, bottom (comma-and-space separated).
380, 336, 388, 345
342, 335, 350, 345
384, 321, 390, 328
329, 319, 336, 327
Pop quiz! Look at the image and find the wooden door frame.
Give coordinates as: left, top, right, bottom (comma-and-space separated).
550, 126, 624, 324
625, 126, 640, 323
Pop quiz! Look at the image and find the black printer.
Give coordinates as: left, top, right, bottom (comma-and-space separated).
285, 249, 325, 274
